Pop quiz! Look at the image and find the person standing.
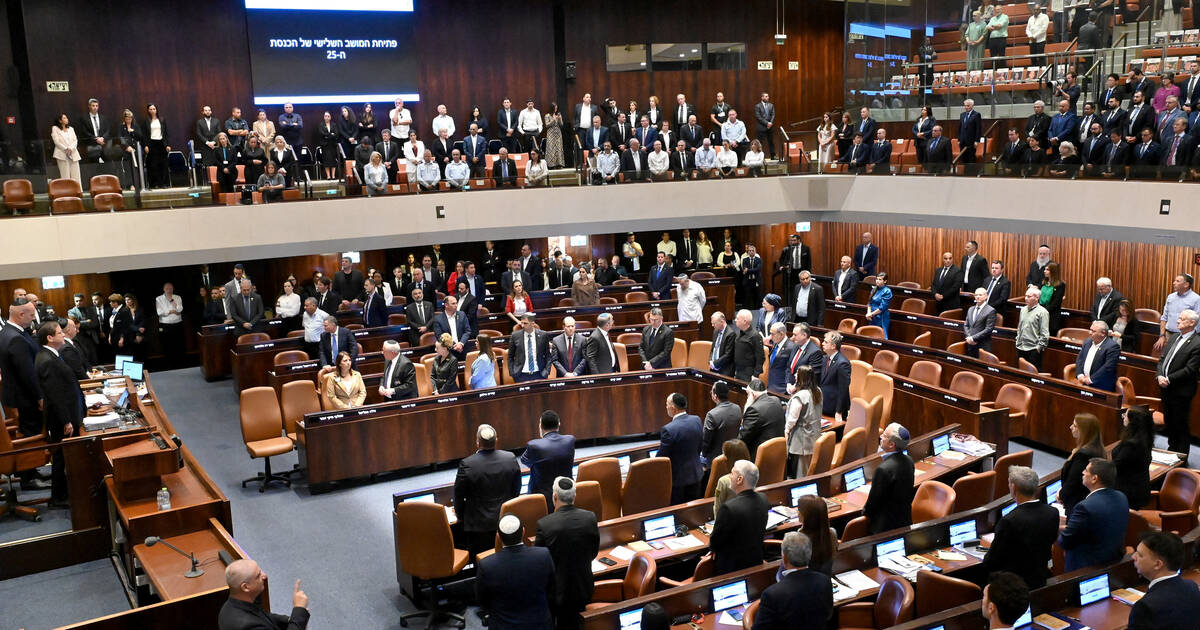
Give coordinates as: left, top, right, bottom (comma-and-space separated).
535, 478, 599, 630
732, 309, 764, 382
785, 365, 823, 478
454, 425, 521, 556
659, 393, 704, 504
701, 381, 741, 475
753, 92, 777, 160
863, 423, 915, 534
751, 532, 834, 630
708, 460, 768, 574
477, 515, 555, 630
740, 377, 785, 459
35, 321, 81, 508
982, 466, 1059, 588
1015, 287, 1050, 369
963, 287, 997, 358
818, 332, 852, 420
1058, 458, 1129, 572
51, 114, 82, 185
521, 411, 576, 510
1157, 309, 1200, 463
154, 282, 184, 368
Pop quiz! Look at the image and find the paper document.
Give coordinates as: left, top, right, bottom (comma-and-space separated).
1152, 450, 1181, 466
836, 569, 880, 591
832, 579, 860, 602
853, 483, 872, 495
591, 559, 608, 572
85, 393, 110, 406
937, 550, 967, 561
609, 546, 635, 561
627, 541, 652, 552
939, 450, 967, 461
1111, 587, 1144, 605
716, 610, 742, 626
83, 412, 120, 426
663, 534, 704, 550
765, 510, 789, 529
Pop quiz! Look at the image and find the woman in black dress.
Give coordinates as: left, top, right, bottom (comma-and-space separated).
357, 103, 378, 146
430, 334, 459, 394
466, 105, 488, 137
117, 108, 142, 190
139, 103, 170, 189
1040, 262, 1067, 335
241, 135, 267, 186
836, 111, 854, 157
1058, 412, 1106, 517
123, 293, 147, 362
1112, 406, 1154, 509
317, 111, 340, 179
337, 106, 358, 161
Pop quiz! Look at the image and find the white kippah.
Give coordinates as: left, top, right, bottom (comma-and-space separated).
479, 425, 496, 441
499, 514, 521, 535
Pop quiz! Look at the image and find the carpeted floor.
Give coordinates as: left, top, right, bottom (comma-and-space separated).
0, 559, 129, 630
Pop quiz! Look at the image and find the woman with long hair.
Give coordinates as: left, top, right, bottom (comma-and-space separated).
571, 266, 599, 306
505, 279, 533, 326
786, 365, 825, 477
124, 293, 147, 361
117, 108, 142, 190
140, 104, 171, 188
817, 112, 836, 170
795, 494, 837, 575
836, 111, 854, 157
543, 103, 565, 168
276, 280, 302, 332
431, 333, 459, 394
357, 103, 377, 145
317, 111, 340, 179
467, 105, 488, 137
337, 105, 358, 158
470, 334, 497, 389
696, 230, 714, 268
323, 351, 365, 409
1058, 412, 1105, 517
713, 439, 752, 518
51, 113, 81, 185
1040, 262, 1066, 335
912, 106, 936, 163
1109, 299, 1139, 353
1112, 406, 1154, 509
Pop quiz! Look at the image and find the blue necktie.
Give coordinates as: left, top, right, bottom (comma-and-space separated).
331, 331, 338, 358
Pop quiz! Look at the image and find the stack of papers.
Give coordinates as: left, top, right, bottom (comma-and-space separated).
609, 546, 635, 561
627, 541, 652, 552
938, 450, 967, 461
85, 393, 110, 406
765, 510, 790, 530
1112, 587, 1145, 605
853, 483, 872, 495
949, 434, 994, 456
878, 554, 928, 581
83, 412, 121, 429
1152, 450, 1182, 466
590, 559, 608, 572
663, 535, 704, 551
716, 610, 742, 626
1031, 613, 1071, 630
832, 578, 860, 602
835, 569, 880, 592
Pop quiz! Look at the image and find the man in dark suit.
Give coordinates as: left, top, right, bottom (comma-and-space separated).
0, 299, 43, 441
764, 324, 796, 394
378, 341, 417, 401
923, 125, 952, 173
77, 98, 112, 163
753, 92, 777, 159
229, 279, 264, 332
510, 313, 552, 382
480, 241, 504, 283
1089, 278, 1124, 325
429, 130, 453, 177
646, 252, 674, 300
583, 314, 620, 374
618, 138, 650, 182
608, 112, 632, 153
791, 271, 825, 327
360, 278, 388, 328
637, 308, 674, 370
1128, 531, 1200, 630
960, 240, 988, 293
535, 478, 600, 630
1058, 458, 1129, 572
778, 234, 812, 292
500, 259, 532, 296
1161, 116, 1196, 178
856, 106, 877, 141
310, 277, 340, 315
517, 244, 542, 291
454, 424, 522, 555
592, 257, 619, 286
633, 117, 657, 149
1157, 309, 1200, 460
521, 411, 576, 509
1080, 122, 1110, 174
463, 124, 488, 177
35, 321, 82, 506
1126, 91, 1156, 143
673, 94, 696, 130
659, 393, 704, 504
331, 257, 364, 300
864, 423, 916, 534
318, 316, 357, 367
732, 310, 764, 382
983, 466, 1060, 588
496, 98, 519, 154
708, 312, 737, 376
493, 147, 518, 188
477, 514, 555, 630
60, 319, 92, 379
1100, 129, 1131, 178
708, 460, 769, 575
868, 128, 892, 174
982, 261, 1011, 311
1101, 95, 1129, 134
838, 133, 869, 172
430, 295, 471, 359
832, 256, 859, 303
853, 232, 878, 277
1074, 321, 1122, 392
402, 288, 433, 347
680, 115, 705, 151
958, 99, 983, 171
963, 288, 998, 358
676, 229, 698, 270
739, 378, 785, 458
204, 287, 231, 325
1024, 101, 1052, 147
753, 531, 834, 630
218, 560, 310, 630
669, 141, 694, 179
195, 105, 221, 167
550, 317, 587, 377
931, 252, 964, 313
997, 128, 1030, 175
402, 269, 435, 305
786, 323, 824, 387
819, 332, 852, 419
701, 381, 741, 470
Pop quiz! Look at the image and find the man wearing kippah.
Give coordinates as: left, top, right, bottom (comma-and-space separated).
477, 514, 555, 630
453, 424, 521, 557
535, 477, 600, 630
863, 422, 916, 534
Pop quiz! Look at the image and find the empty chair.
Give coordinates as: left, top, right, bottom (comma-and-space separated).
557, 297, 575, 307
1135, 468, 1200, 532
612, 342, 630, 372
1134, 308, 1161, 324
598, 296, 619, 305
615, 332, 642, 347
237, 332, 269, 345
52, 197, 86, 214
1057, 327, 1091, 342
671, 338, 687, 368
862, 372, 894, 428
951, 470, 996, 511
393, 502, 469, 628
991, 450, 1033, 498
93, 191, 125, 211
612, 278, 637, 286
280, 380, 321, 442
849, 359, 872, 399
841, 515, 871, 543
754, 437, 788, 486
497, 494, 548, 547
238, 387, 293, 492
690, 271, 715, 280
911, 480, 956, 523
946, 341, 967, 356
857, 325, 886, 340
1061, 364, 1076, 382
585, 552, 657, 610
704, 454, 730, 499
896, 281, 921, 289
344, 323, 364, 331
48, 177, 82, 201
832, 427, 868, 468
948, 371, 984, 398
841, 345, 861, 362
659, 554, 714, 588
419, 331, 436, 346
938, 308, 963, 320
837, 318, 858, 333
3, 179, 34, 214
907, 360, 942, 387
577, 458, 622, 520
900, 297, 927, 313
912, 331, 932, 348
977, 349, 1001, 365
986, 383, 1032, 434
687, 340, 713, 371
837, 575, 914, 628
413, 363, 433, 397
624, 291, 649, 303
1124, 510, 1153, 555
0, 418, 49, 521
871, 350, 899, 373
845, 398, 871, 435
1017, 357, 1041, 374
574, 480, 603, 519
273, 350, 309, 366
914, 571, 981, 618
388, 313, 406, 326
806, 432, 836, 475
621, 458, 672, 515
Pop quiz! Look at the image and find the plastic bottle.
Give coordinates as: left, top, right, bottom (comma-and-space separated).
156, 486, 171, 511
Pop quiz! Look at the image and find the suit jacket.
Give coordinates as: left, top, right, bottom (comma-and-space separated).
60, 340, 91, 380
924, 135, 952, 170
647, 264, 673, 296
638, 324, 675, 369
509, 328, 552, 379
868, 140, 891, 169
1112, 438, 1152, 510
1127, 574, 1200, 630
791, 282, 825, 326
778, 244, 812, 275
1080, 135, 1110, 166
831, 268, 859, 301
519, 256, 543, 290
982, 500, 1060, 588
838, 142, 869, 168
765, 340, 797, 394
619, 148, 650, 179
500, 270, 532, 296
787, 339, 824, 387
633, 125, 658, 148
535, 505, 600, 608
732, 328, 765, 381
659, 413, 704, 488
931, 265, 964, 311
668, 149, 693, 176
521, 431, 576, 501
380, 354, 417, 400
608, 121, 632, 148
1048, 112, 1078, 143
402, 300, 433, 346
495, 108, 518, 135
1075, 337, 1121, 392
1157, 332, 1200, 400
310, 291, 340, 316
1101, 107, 1129, 134
361, 292, 387, 328
753, 568, 834, 630
676, 237, 697, 269
1089, 290, 1125, 325
981, 275, 1011, 311
958, 110, 982, 146
217, 597, 310, 630
819, 352, 852, 418
709, 325, 737, 376
701, 401, 742, 464
401, 279, 434, 305
680, 123, 705, 149
229, 292, 265, 329
852, 244, 878, 276
36, 347, 83, 434
1127, 104, 1156, 137
462, 133, 487, 164
454, 448, 521, 532
430, 136, 453, 168
204, 299, 229, 325
999, 140, 1030, 168
864, 452, 915, 533
709, 489, 769, 575
1024, 112, 1051, 145
476, 544, 555, 630
0, 322, 42, 408
753, 309, 787, 340
1161, 132, 1199, 167
855, 117, 878, 140
582, 329, 619, 374
77, 112, 111, 151
550, 332, 587, 376
431, 311, 472, 356
963, 303, 998, 350
959, 254, 989, 292
1058, 487, 1129, 572
493, 157, 518, 186
1135, 140, 1165, 166
318, 327, 357, 367
739, 394, 785, 458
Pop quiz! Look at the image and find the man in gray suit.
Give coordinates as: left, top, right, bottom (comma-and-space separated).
223, 264, 250, 314
753, 92, 777, 159
551, 317, 587, 377
963, 288, 998, 358
229, 279, 265, 332
701, 381, 742, 474
831, 256, 859, 303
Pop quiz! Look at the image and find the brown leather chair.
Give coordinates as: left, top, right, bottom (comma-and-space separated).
0, 418, 49, 521
951, 470, 996, 511
419, 331, 436, 347
622, 458, 672, 516
938, 308, 963, 320
900, 297, 927, 313
497, 494, 548, 547
273, 350, 309, 366
557, 297, 575, 307
895, 281, 921, 289
615, 332, 642, 347
388, 313, 407, 326
838, 574, 914, 629
704, 454, 730, 499
986, 383, 1033, 434
991, 450, 1033, 498
857, 325, 886, 340
907, 360, 942, 387
51, 197, 86, 214
345, 323, 364, 331
911, 480, 956, 523
1124, 509, 1153, 555
862, 372, 894, 428
477, 329, 503, 339
90, 174, 121, 194
1061, 364, 1076, 382
754, 437, 788, 486
613, 278, 637, 286
946, 341, 967, 356
48, 177, 82, 201
574, 480, 603, 519
3, 179, 33, 214
841, 345, 861, 362
1136, 468, 1200, 532
871, 350, 899, 373
280, 380, 321, 442
624, 291, 649, 303
849, 360, 872, 399
286, 330, 305, 338
1017, 357, 1042, 374
413, 363, 433, 397
740, 599, 759, 630
598, 296, 619, 305
585, 552, 657, 610
687, 340, 713, 371
670, 338, 687, 368
239, 387, 294, 492
840, 516, 871, 543
237, 332, 270, 345
690, 271, 716, 280
659, 554, 714, 588
837, 318, 858, 334
93, 192, 125, 212
845, 398, 871, 436
1117, 377, 1165, 425
912, 331, 932, 348
914, 571, 981, 617
1057, 327, 1091, 342
806, 432, 836, 475
577, 457, 622, 520
832, 427, 868, 468
862, 275, 877, 285
948, 371, 984, 398
393, 502, 469, 628
1134, 308, 1161, 324
612, 342, 630, 372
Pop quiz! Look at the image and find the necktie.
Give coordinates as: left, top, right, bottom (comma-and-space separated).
931, 138, 937, 152
712, 330, 722, 360
1164, 335, 1188, 372
860, 120, 866, 131
502, 161, 508, 177
331, 331, 338, 357
988, 278, 997, 296
648, 327, 656, 345
940, 267, 947, 282
365, 295, 372, 321
679, 105, 684, 122
1169, 135, 1181, 165
1097, 295, 1107, 316
1108, 144, 1116, 165
244, 296, 250, 315
793, 247, 800, 268
567, 337, 573, 367
770, 344, 778, 364
790, 343, 803, 371
92, 115, 99, 135
525, 331, 536, 372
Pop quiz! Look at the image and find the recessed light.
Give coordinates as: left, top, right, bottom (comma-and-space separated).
691, 48, 699, 53
640, 62, 646, 66
679, 53, 685, 57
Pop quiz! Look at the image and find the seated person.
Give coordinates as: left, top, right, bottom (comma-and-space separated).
524, 148, 549, 187
444, 149, 470, 189
353, 136, 374, 183
594, 142, 620, 184
743, 139, 765, 176
669, 140, 694, 180
619, 138, 651, 182
363, 152, 387, 196
694, 138, 718, 179
716, 139, 738, 177
415, 149, 440, 191
493, 147, 518, 188
1048, 141, 1081, 177
322, 350, 365, 409
257, 161, 286, 203
648, 140, 671, 179
838, 133, 869, 172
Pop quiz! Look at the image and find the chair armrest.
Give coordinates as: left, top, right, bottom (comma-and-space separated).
657, 576, 691, 589
12, 434, 47, 448
1148, 490, 1162, 510
591, 579, 625, 603
1134, 395, 1162, 409
1159, 510, 1196, 535
838, 602, 876, 627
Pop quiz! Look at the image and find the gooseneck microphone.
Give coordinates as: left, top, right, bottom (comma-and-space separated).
144, 536, 204, 578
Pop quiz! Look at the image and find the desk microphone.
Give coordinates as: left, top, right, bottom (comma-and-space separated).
144, 536, 204, 578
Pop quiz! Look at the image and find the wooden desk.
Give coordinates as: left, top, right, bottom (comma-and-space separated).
131, 517, 251, 601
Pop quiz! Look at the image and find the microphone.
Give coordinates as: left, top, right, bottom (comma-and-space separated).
144, 536, 204, 578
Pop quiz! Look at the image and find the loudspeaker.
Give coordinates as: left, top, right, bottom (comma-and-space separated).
565, 61, 576, 80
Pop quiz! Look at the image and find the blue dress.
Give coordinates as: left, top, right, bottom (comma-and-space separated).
869, 286, 893, 338
470, 355, 497, 389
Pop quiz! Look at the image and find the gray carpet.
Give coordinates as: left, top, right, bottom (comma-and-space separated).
0, 559, 128, 630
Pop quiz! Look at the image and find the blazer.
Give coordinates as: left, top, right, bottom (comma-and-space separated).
499, 270, 532, 296
981, 275, 1011, 310
701, 401, 742, 464
580, 125, 610, 153
519, 257, 543, 291
787, 339, 824, 387
864, 452, 915, 533
1089, 289, 1125, 325
380, 354, 418, 401
819, 352, 852, 418
402, 299, 433, 346
1102, 107, 1129, 134
430, 311, 472, 356
521, 431, 576, 502
709, 489, 769, 575
430, 355, 459, 394
493, 157, 518, 186
322, 371, 365, 409
765, 340, 797, 394
680, 123, 705, 149
1074, 337, 1121, 392
318, 326, 357, 367
924, 135, 952, 169
1024, 112, 1051, 144
138, 117, 169, 145
509, 328, 552, 379
868, 140, 891, 168
1048, 112, 1078, 143
831, 268, 860, 301
77, 112, 111, 149
659, 413, 704, 488
1112, 438, 1152, 510
108, 305, 134, 347
217, 598, 309, 630
35, 347, 83, 435
1127, 104, 1156, 137
638, 324, 675, 369
838, 142, 869, 168
982, 500, 1060, 588
633, 125, 658, 148
582, 329, 619, 374
608, 121, 632, 148
550, 331, 587, 376
1157, 332, 1200, 400
462, 133, 487, 163
1127, 574, 1200, 630
1059, 449, 1101, 517
535, 504, 600, 608
619, 148, 650, 179
855, 117, 878, 140
752, 568, 834, 630
59, 340, 91, 380
203, 299, 229, 325
958, 110, 982, 145
361, 292, 388, 328
1058, 487, 1129, 572
709, 325, 737, 376
739, 394, 785, 458
311, 290, 341, 315
453, 448, 521, 533
852, 243, 878, 276
647, 264, 674, 296
229, 292, 265, 329
959, 254, 989, 292
791, 283, 825, 326
753, 308, 788, 338
963, 303, 998, 349
732, 328, 765, 381
931, 265, 964, 311
0, 322, 42, 409
477, 545, 555, 630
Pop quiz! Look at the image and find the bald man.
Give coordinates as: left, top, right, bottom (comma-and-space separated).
218, 559, 309, 630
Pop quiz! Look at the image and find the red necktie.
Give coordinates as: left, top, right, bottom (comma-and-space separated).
567, 338, 573, 367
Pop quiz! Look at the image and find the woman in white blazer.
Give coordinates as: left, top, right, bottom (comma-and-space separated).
51, 114, 82, 185
403, 130, 425, 177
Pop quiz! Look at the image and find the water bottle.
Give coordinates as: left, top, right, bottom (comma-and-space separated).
156, 486, 171, 511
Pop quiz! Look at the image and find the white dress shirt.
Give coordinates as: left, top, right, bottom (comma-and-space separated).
431, 114, 455, 138
677, 281, 707, 323
717, 149, 738, 168
744, 150, 765, 167
302, 308, 329, 342
155, 294, 183, 324
657, 240, 676, 256
275, 293, 301, 318
648, 149, 669, 174
389, 107, 411, 137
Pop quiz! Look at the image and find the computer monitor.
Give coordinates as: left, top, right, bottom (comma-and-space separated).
122, 361, 144, 381
1046, 479, 1063, 504
642, 514, 676, 541
521, 474, 530, 495
932, 434, 950, 455
403, 493, 436, 503
1013, 607, 1033, 627
711, 580, 749, 612
790, 483, 818, 506
618, 608, 643, 630
875, 537, 906, 560
844, 467, 866, 492
1001, 502, 1017, 517
949, 519, 978, 546
648, 449, 658, 458
114, 354, 133, 371
572, 464, 579, 479
1079, 573, 1110, 606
